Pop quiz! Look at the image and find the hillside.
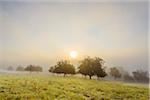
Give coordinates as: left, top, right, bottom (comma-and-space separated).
0, 74, 149, 100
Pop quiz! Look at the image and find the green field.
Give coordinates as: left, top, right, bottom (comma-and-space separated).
0, 74, 149, 100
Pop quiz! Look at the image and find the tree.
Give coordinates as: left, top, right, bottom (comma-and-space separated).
49, 66, 55, 73
16, 66, 24, 71
109, 67, 121, 79
49, 60, 75, 76
78, 57, 94, 79
24, 65, 43, 73
35, 66, 43, 72
25, 65, 34, 72
132, 70, 149, 83
7, 66, 13, 71
93, 57, 107, 79
78, 57, 107, 79
123, 72, 134, 82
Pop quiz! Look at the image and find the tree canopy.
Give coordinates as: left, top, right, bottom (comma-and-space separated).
25, 65, 43, 72
78, 57, 107, 79
16, 66, 24, 71
132, 70, 149, 83
49, 60, 75, 76
109, 67, 121, 79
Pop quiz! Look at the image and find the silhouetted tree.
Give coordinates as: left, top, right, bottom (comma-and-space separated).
16, 66, 24, 71
49, 66, 55, 73
49, 60, 75, 76
25, 65, 33, 72
78, 57, 94, 79
78, 57, 107, 79
109, 67, 121, 79
93, 57, 107, 79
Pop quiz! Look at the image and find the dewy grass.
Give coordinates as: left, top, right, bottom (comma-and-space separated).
0, 74, 149, 100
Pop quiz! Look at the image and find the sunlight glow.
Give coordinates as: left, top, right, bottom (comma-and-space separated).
70, 51, 78, 59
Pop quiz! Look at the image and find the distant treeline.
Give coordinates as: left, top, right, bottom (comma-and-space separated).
8, 65, 42, 72
7, 56, 149, 83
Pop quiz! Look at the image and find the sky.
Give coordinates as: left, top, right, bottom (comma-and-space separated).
0, 1, 148, 71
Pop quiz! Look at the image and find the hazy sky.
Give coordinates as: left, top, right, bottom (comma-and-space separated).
0, 1, 148, 71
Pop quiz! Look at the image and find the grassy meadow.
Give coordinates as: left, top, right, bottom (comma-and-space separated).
0, 74, 149, 100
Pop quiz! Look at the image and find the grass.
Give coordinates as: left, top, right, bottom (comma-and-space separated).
0, 74, 149, 100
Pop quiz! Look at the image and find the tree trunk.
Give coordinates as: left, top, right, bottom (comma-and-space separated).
89, 76, 92, 79
64, 74, 66, 77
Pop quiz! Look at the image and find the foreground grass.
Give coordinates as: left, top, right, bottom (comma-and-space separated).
0, 74, 149, 100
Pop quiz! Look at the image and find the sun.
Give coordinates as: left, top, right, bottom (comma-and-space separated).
70, 51, 78, 59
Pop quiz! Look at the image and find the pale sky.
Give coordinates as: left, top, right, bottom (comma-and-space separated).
0, 1, 148, 71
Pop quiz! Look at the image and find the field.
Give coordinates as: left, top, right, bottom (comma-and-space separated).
0, 74, 149, 100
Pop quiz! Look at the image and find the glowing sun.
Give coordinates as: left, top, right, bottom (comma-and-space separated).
70, 51, 78, 59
